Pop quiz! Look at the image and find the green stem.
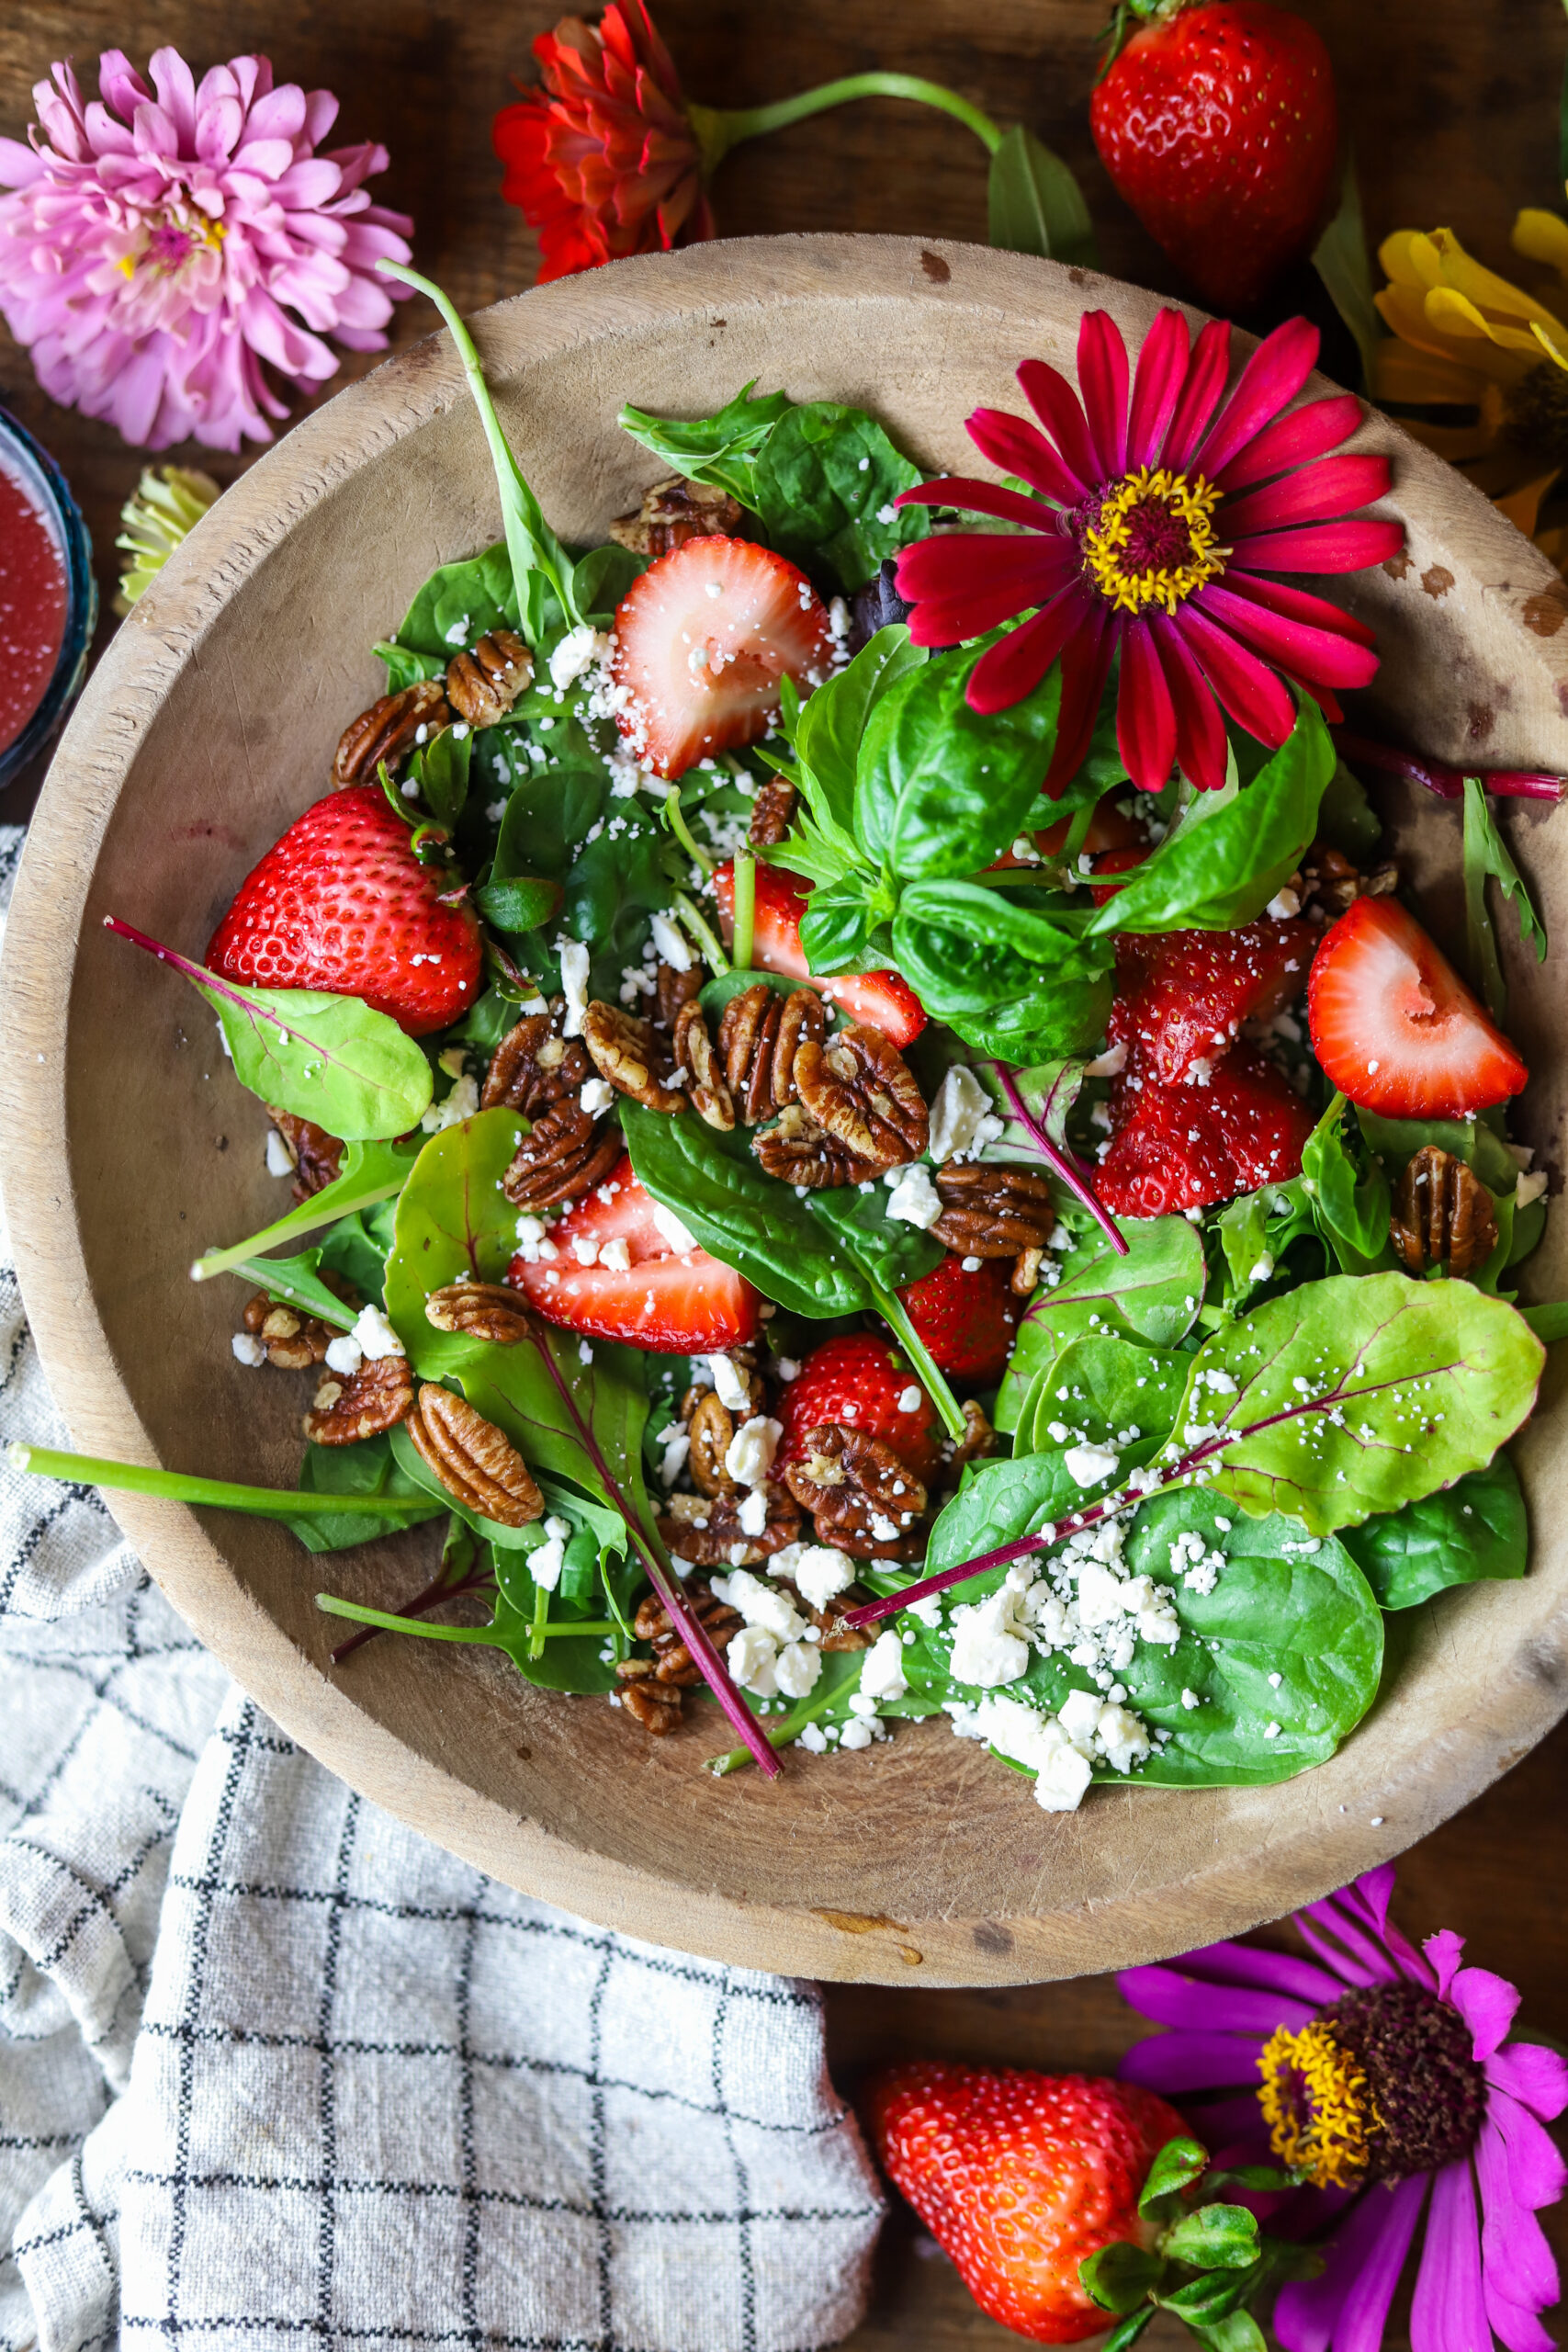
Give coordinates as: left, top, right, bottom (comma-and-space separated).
691, 74, 1003, 168
671, 889, 729, 977
316, 1593, 614, 1642
869, 1281, 967, 1443
529, 1576, 550, 1662
730, 846, 756, 974
9, 1443, 437, 1523
190, 1163, 412, 1283
663, 786, 715, 875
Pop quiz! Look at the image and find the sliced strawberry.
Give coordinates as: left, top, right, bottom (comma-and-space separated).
609, 537, 832, 779
1098, 1046, 1314, 1216
714, 859, 927, 1046
896, 1256, 1020, 1385
509, 1156, 760, 1352
1307, 893, 1529, 1116
775, 1333, 944, 1484
1110, 913, 1316, 1086
1088, 845, 1149, 907
206, 784, 482, 1036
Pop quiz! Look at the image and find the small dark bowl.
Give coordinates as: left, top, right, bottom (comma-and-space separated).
0, 404, 97, 793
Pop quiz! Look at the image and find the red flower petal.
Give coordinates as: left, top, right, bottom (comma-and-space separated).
1221, 453, 1393, 541
1162, 319, 1232, 471
1211, 392, 1363, 496
1017, 358, 1101, 499
1173, 601, 1297, 747
968, 587, 1094, 718
1226, 518, 1406, 574
1199, 580, 1381, 689
1193, 315, 1320, 481
897, 536, 1077, 640
965, 408, 1087, 506
1223, 568, 1377, 649
897, 475, 1063, 532
1117, 619, 1177, 794
1148, 613, 1228, 793
1043, 602, 1117, 795
1128, 308, 1192, 470
1078, 311, 1130, 479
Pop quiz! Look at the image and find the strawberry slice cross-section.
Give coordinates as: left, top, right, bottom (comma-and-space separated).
714, 859, 927, 1046
510, 1155, 760, 1353
1307, 892, 1529, 1117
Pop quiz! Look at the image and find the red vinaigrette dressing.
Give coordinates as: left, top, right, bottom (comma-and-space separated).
0, 447, 67, 752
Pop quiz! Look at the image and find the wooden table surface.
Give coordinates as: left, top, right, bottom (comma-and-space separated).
3, 4, 1565, 2340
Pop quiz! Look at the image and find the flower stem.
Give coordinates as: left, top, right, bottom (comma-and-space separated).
691, 74, 1004, 168
1333, 727, 1567, 805
9, 1442, 438, 1524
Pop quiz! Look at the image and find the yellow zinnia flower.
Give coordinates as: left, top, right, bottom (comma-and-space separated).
1373, 217, 1568, 557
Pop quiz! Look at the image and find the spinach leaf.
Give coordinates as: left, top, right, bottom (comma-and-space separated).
391, 542, 520, 662
987, 124, 1099, 269
807, 1184, 946, 1295
374, 640, 446, 693
406, 724, 471, 831
1339, 1454, 1527, 1609
1462, 775, 1547, 1020
1014, 1329, 1189, 1464
228, 1248, 357, 1331
858, 642, 1066, 879
617, 382, 795, 506
562, 805, 677, 1000
571, 540, 647, 625
474, 875, 565, 933
998, 1217, 1203, 1430
752, 402, 929, 591
289, 1430, 445, 1554
492, 754, 609, 886
1086, 698, 1336, 936
942, 968, 1114, 1070
191, 1136, 421, 1283
1301, 1093, 1395, 1275
1355, 1107, 1520, 1198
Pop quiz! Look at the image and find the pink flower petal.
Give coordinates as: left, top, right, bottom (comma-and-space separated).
1222, 453, 1393, 541
965, 406, 1087, 505
967, 587, 1090, 715
1128, 307, 1191, 469
1226, 518, 1407, 575
1446, 1964, 1523, 2061
1043, 601, 1116, 797
1410, 2160, 1486, 2352
1213, 391, 1364, 494
0, 137, 43, 188
1194, 314, 1320, 481
1223, 569, 1378, 650
1477, 2105, 1562, 2312
1163, 316, 1232, 470
1173, 601, 1296, 748
1018, 356, 1102, 496
1486, 2040, 1568, 2123
1198, 582, 1381, 690
897, 474, 1064, 533
1077, 309, 1130, 478
1300, 1884, 1408, 1984
1275, 2179, 1425, 2352
1129, 1939, 1344, 2007
1117, 617, 1177, 793
1118, 1963, 1317, 2036
148, 46, 198, 146
96, 50, 153, 121
1116, 2024, 1266, 2094
1485, 2082, 1568, 2211
1150, 612, 1228, 793
896, 529, 1074, 619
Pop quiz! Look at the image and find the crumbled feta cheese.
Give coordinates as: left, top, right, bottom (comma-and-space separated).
859, 1629, 908, 1704
710, 1568, 807, 1643
725, 1415, 782, 1487
949, 1586, 1032, 1689
558, 940, 591, 1037
1056, 1687, 1103, 1751
1064, 1441, 1120, 1487
788, 1544, 856, 1610
1267, 887, 1302, 920
571, 1235, 600, 1267
353, 1304, 405, 1361
961, 1695, 1095, 1813
838, 1717, 874, 1751
421, 1072, 480, 1132
727, 1625, 780, 1697
897, 1385, 922, 1416
795, 1721, 828, 1753
1181, 1687, 1201, 1711
231, 1332, 265, 1367
264, 1127, 294, 1179
706, 1353, 751, 1410
649, 910, 693, 971
1248, 1253, 1275, 1284
928, 1066, 1004, 1163
1517, 1169, 1549, 1209
547, 623, 606, 691
514, 1215, 550, 1261
580, 1077, 615, 1116
324, 1335, 364, 1377
737, 1487, 770, 1537
1084, 1041, 1128, 1079
885, 1163, 943, 1230
529, 1514, 573, 1592
773, 1638, 822, 1699
650, 1201, 698, 1253
598, 1235, 630, 1272
660, 1431, 691, 1487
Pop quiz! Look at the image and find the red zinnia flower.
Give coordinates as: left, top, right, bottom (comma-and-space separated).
894, 309, 1404, 797
493, 2, 715, 284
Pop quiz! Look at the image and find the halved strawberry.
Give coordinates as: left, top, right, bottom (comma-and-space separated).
896, 1255, 1020, 1385
989, 793, 1145, 872
1110, 914, 1316, 1086
1098, 1046, 1314, 1216
609, 537, 832, 779
206, 784, 482, 1036
1307, 893, 1528, 1116
776, 1333, 944, 1484
509, 1156, 760, 1352
714, 859, 927, 1046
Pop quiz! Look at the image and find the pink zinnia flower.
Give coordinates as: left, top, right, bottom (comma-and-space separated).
0, 48, 413, 450
1117, 1865, 1567, 2352
893, 308, 1404, 797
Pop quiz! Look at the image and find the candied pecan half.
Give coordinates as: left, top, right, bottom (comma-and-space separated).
1390, 1147, 1498, 1280
947, 1398, 998, 1484
673, 1001, 735, 1132
657, 1486, 804, 1566
753, 1102, 882, 1190
931, 1162, 1057, 1257
1011, 1246, 1043, 1297
445, 629, 533, 728
795, 1023, 929, 1169
607, 474, 744, 557
581, 1001, 686, 1114
304, 1355, 415, 1446
481, 1003, 592, 1116
628, 1580, 744, 1687
333, 679, 450, 787
424, 1282, 536, 1344
783, 1423, 928, 1558
805, 1593, 872, 1653
686, 1388, 738, 1497
655, 957, 702, 1029
749, 775, 799, 848
615, 1665, 684, 1735
406, 1384, 543, 1527
502, 1101, 622, 1211
243, 1294, 339, 1371
267, 1109, 344, 1202
719, 984, 824, 1124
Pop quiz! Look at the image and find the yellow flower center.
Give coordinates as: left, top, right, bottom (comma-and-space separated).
1258, 2019, 1382, 2189
1080, 466, 1227, 616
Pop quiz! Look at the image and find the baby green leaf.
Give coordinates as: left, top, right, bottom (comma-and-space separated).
1160, 2206, 1260, 2271
617, 382, 794, 505
998, 1219, 1202, 1432
1080, 2244, 1166, 2314
1300, 1093, 1395, 1275
190, 1136, 420, 1283
227, 1249, 357, 1331
106, 920, 434, 1141
291, 1431, 446, 1554
406, 723, 471, 831
389, 541, 520, 662
858, 642, 1066, 878
1462, 775, 1547, 1019
474, 875, 565, 933
1015, 1331, 1189, 1463
1339, 1453, 1527, 1609
988, 124, 1099, 268
752, 402, 930, 590
1138, 2136, 1211, 2217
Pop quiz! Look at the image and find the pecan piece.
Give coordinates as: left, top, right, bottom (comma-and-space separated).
1011, 1246, 1044, 1297
749, 775, 799, 848
406, 1384, 544, 1527
615, 1663, 685, 1734
333, 679, 450, 787
655, 957, 702, 1029
304, 1355, 415, 1446
481, 1002, 592, 1116
657, 1485, 804, 1566
581, 1001, 686, 1113
807, 1594, 872, 1654
267, 1109, 344, 1202
243, 1293, 340, 1371
445, 629, 533, 728
948, 1398, 998, 1484
719, 984, 824, 1124
502, 1100, 622, 1211
424, 1282, 536, 1344
607, 474, 744, 558
1390, 1147, 1499, 1280
753, 1102, 883, 1190
795, 1023, 929, 1169
686, 1388, 738, 1497
628, 1581, 744, 1686
931, 1162, 1057, 1257
783, 1424, 929, 1559
1298, 843, 1401, 919
673, 1001, 735, 1132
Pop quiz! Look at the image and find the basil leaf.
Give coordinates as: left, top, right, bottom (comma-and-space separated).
1088, 699, 1336, 934
391, 542, 520, 662
891, 884, 1111, 1056
1339, 1454, 1527, 1609
1462, 775, 1547, 1021
1310, 153, 1383, 394
1301, 1094, 1395, 1274
797, 876, 881, 975
289, 1430, 444, 1554
942, 968, 1113, 1069
987, 124, 1099, 269
195, 968, 434, 1141
791, 625, 929, 838
752, 402, 930, 591
617, 382, 795, 506
858, 642, 1066, 878
407, 724, 471, 831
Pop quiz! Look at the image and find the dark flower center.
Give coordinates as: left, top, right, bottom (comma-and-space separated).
1072, 466, 1226, 616
1258, 1980, 1485, 2189
1498, 360, 1568, 469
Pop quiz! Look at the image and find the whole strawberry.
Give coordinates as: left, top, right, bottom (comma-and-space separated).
897, 1255, 1019, 1385
775, 1334, 943, 1485
868, 2064, 1184, 2344
1090, 0, 1337, 314
207, 785, 482, 1037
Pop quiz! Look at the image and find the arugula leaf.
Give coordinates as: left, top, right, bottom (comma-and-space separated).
987, 124, 1099, 269
1301, 1093, 1395, 1275
290, 1431, 445, 1554
389, 542, 519, 662
1339, 1454, 1527, 1609
1087, 698, 1336, 935
191, 1136, 422, 1283
997, 1217, 1203, 1430
752, 402, 930, 590
617, 382, 794, 505
857, 641, 1067, 878
1462, 775, 1548, 1020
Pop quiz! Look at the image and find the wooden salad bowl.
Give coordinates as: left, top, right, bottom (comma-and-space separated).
4, 235, 1567, 1987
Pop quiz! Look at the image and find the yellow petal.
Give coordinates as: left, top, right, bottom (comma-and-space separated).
1374, 282, 1472, 363
1511, 207, 1568, 280
1371, 335, 1485, 404
1494, 469, 1560, 539
1425, 238, 1565, 331
1379, 229, 1445, 291
1420, 291, 1540, 379
1531, 316, 1568, 371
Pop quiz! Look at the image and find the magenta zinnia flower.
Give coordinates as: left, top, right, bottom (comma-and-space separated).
893, 309, 1404, 796
1117, 1865, 1566, 2352
0, 48, 413, 449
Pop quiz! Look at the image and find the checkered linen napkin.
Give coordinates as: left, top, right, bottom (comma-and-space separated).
0, 824, 883, 2352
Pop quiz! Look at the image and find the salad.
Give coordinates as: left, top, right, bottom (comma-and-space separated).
25, 262, 1563, 1814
